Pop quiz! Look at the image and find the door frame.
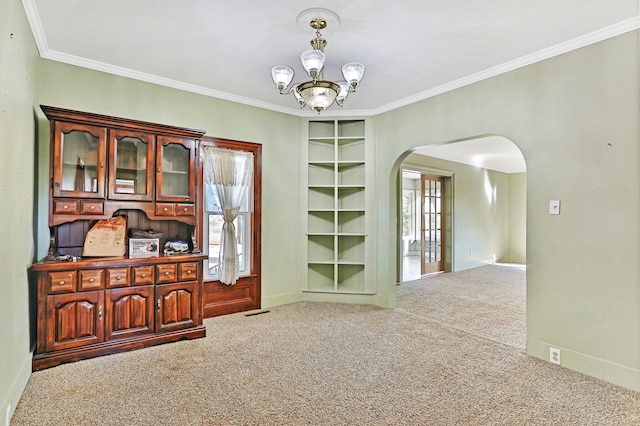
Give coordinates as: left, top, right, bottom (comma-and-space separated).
399, 164, 453, 281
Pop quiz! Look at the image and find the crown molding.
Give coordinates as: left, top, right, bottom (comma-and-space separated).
20, 0, 639, 118
369, 16, 640, 116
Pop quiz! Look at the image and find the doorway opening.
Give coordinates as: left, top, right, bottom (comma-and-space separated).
399, 135, 527, 282
401, 171, 448, 281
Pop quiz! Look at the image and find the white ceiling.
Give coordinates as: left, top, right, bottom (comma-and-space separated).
22, 1, 638, 170
24, 0, 638, 117
413, 136, 526, 174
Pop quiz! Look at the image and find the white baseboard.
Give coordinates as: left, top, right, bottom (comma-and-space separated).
261, 291, 301, 309
527, 338, 640, 392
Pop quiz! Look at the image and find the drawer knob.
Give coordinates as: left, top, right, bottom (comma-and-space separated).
164, 271, 170, 276
89, 278, 95, 283
58, 280, 65, 285
90, 206, 95, 210
163, 207, 168, 212
186, 270, 192, 274
183, 207, 188, 212
141, 273, 146, 278
116, 275, 121, 280
63, 205, 69, 209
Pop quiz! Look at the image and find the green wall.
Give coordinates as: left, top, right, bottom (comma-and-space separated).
375, 31, 640, 390
508, 172, 527, 263
36, 60, 302, 309
402, 153, 526, 271
0, 0, 40, 420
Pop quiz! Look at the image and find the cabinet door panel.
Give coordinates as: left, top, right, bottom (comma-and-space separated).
52, 122, 107, 199
155, 136, 196, 202
105, 286, 154, 340
45, 292, 104, 351
156, 282, 200, 332
108, 130, 155, 201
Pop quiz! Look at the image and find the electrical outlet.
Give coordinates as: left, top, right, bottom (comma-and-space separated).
550, 347, 561, 365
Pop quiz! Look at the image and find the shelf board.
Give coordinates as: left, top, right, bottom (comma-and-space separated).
336, 260, 365, 265
309, 161, 335, 165
302, 289, 375, 295
307, 260, 335, 265
337, 136, 365, 141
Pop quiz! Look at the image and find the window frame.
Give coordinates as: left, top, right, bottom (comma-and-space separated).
198, 137, 261, 284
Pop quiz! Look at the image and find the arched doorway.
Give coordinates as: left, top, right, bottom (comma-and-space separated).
397, 135, 527, 281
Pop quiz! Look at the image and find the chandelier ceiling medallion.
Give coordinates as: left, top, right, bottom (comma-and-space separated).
271, 8, 365, 114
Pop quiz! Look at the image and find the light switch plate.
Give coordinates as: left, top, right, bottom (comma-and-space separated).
549, 200, 560, 215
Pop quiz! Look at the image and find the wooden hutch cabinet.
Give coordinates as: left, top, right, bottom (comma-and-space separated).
31, 106, 207, 370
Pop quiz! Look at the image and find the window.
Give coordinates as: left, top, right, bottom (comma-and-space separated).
203, 183, 251, 280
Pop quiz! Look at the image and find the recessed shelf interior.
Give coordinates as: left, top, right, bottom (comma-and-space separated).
308, 235, 335, 263
308, 187, 335, 210
308, 263, 335, 291
337, 120, 365, 138
337, 264, 365, 291
309, 163, 335, 186
337, 235, 365, 263
337, 139, 364, 162
337, 187, 365, 210
309, 139, 334, 162
337, 162, 365, 186
337, 210, 365, 234
309, 121, 336, 138
308, 211, 335, 234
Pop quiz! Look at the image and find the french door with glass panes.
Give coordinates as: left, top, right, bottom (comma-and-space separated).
421, 175, 444, 274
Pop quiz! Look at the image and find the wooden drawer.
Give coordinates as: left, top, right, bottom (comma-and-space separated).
178, 262, 198, 281
53, 200, 78, 215
80, 201, 104, 215
78, 269, 104, 291
106, 267, 130, 288
47, 271, 76, 294
156, 263, 177, 283
155, 203, 175, 216
133, 265, 155, 285
176, 203, 195, 216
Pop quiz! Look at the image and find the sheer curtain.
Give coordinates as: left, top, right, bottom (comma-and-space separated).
202, 147, 254, 285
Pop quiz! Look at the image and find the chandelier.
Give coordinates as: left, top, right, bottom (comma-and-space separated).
270, 11, 365, 114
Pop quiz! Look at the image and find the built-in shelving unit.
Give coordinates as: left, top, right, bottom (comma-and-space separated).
305, 119, 371, 294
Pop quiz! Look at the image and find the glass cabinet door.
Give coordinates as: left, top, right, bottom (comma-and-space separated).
108, 130, 154, 200
155, 136, 196, 202
52, 122, 107, 198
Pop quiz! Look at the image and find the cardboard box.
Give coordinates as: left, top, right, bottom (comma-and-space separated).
82, 216, 127, 257
129, 238, 160, 258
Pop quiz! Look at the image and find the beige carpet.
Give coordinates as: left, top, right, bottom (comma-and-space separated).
11, 264, 640, 425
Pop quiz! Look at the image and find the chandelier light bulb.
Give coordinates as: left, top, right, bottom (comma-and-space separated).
341, 62, 365, 90
300, 49, 325, 80
271, 65, 294, 92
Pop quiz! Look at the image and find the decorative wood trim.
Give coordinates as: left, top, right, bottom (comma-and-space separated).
198, 137, 262, 317
32, 325, 206, 371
